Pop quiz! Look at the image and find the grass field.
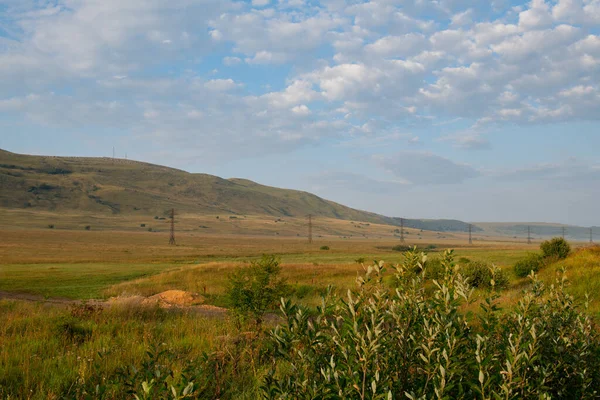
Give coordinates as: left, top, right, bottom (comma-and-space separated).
1, 226, 598, 398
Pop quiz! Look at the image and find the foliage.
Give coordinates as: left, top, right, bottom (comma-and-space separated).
462, 260, 510, 289
540, 237, 571, 260
263, 248, 600, 399
227, 255, 289, 326
320, 246, 330, 251
514, 253, 544, 278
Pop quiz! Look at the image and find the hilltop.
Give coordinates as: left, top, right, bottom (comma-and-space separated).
1, 149, 479, 233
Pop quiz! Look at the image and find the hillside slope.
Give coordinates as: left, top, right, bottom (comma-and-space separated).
0, 149, 398, 224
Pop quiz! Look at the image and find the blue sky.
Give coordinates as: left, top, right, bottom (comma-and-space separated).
1, 0, 599, 225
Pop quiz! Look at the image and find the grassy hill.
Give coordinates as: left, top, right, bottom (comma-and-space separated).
476, 222, 598, 241
0, 149, 420, 229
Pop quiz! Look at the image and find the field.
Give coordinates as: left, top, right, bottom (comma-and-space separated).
1, 225, 599, 398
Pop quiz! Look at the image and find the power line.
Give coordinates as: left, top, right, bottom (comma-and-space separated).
169, 208, 176, 246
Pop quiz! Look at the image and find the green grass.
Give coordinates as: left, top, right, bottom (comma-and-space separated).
0, 300, 261, 399
0, 248, 534, 301
0, 263, 175, 299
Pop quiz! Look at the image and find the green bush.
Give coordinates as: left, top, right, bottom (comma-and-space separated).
541, 237, 571, 260
227, 255, 289, 326
263, 251, 600, 399
392, 244, 412, 252
320, 245, 330, 250
514, 253, 544, 277
462, 260, 510, 289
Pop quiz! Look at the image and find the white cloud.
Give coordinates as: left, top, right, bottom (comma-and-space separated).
204, 78, 239, 91
252, 0, 270, 7
223, 56, 242, 66
290, 104, 311, 116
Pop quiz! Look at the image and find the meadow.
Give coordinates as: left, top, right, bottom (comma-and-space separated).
1, 226, 599, 398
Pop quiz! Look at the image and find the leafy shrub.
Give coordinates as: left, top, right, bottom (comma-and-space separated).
355, 257, 366, 264
514, 253, 544, 277
424, 256, 444, 280
392, 244, 412, 252
320, 245, 330, 250
541, 237, 571, 260
47, 224, 54, 229
84, 225, 91, 231
463, 260, 509, 289
227, 255, 289, 326
263, 250, 600, 399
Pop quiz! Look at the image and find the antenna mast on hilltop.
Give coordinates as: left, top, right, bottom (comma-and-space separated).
400, 218, 405, 243
468, 224, 473, 245
591, 227, 594, 244
527, 226, 532, 244
169, 208, 176, 246
307, 214, 313, 244
562, 226, 566, 239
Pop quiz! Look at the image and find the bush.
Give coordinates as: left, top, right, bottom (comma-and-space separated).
320, 245, 330, 250
227, 255, 289, 326
463, 260, 509, 289
263, 251, 600, 399
392, 244, 412, 252
514, 253, 544, 277
47, 224, 54, 229
541, 237, 571, 260
84, 225, 91, 231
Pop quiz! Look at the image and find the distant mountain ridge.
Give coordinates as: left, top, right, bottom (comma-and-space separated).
0, 149, 494, 234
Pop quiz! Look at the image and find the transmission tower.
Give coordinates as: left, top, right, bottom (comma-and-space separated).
468, 224, 473, 245
591, 227, 594, 244
400, 218, 405, 243
562, 226, 566, 239
169, 208, 176, 245
527, 226, 532, 245
307, 214, 313, 244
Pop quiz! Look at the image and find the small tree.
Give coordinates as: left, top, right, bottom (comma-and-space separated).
540, 237, 571, 260
227, 255, 288, 327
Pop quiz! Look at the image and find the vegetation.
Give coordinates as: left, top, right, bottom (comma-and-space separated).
227, 255, 289, 326
513, 238, 572, 278
541, 237, 571, 260
2, 226, 600, 399
514, 253, 544, 278
264, 249, 600, 399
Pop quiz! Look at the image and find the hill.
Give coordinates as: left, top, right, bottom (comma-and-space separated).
476, 222, 598, 241
0, 149, 386, 222
1, 149, 480, 233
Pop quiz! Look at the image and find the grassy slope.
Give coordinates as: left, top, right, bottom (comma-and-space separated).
0, 149, 482, 233
0, 149, 393, 224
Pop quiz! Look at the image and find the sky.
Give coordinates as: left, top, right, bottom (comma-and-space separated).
0, 0, 599, 226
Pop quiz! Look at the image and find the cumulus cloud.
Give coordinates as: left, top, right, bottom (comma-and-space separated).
204, 78, 240, 91
1, 0, 600, 164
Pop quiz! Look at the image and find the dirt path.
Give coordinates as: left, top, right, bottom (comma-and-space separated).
0, 290, 228, 317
